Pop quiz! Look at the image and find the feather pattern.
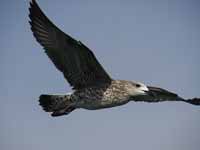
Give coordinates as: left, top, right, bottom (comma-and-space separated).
29, 0, 111, 89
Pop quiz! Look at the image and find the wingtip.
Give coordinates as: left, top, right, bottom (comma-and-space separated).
29, 0, 35, 9
29, 0, 40, 13
28, 0, 35, 19
30, 0, 36, 5
185, 98, 200, 106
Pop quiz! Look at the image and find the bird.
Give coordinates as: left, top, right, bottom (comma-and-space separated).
29, 0, 200, 117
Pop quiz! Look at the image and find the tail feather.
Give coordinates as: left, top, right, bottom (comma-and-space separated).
51, 107, 76, 117
39, 94, 75, 117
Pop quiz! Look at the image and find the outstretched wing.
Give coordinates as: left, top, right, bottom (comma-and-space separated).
133, 86, 200, 105
29, 0, 112, 89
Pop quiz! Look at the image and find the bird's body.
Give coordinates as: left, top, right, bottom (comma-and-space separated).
73, 80, 143, 110
40, 80, 146, 116
29, 0, 200, 117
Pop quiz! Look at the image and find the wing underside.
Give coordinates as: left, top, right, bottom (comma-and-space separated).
29, 0, 112, 89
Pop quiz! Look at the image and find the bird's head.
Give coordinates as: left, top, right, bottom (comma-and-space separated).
126, 81, 149, 96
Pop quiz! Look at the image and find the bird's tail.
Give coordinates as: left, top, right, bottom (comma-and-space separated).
39, 94, 75, 117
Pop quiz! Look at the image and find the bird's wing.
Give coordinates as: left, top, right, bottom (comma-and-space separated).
133, 86, 200, 105
29, 0, 112, 89
133, 86, 181, 102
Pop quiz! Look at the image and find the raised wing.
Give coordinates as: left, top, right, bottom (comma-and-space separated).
133, 86, 200, 105
29, 0, 112, 89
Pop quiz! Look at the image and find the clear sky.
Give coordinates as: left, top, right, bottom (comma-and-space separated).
1, 0, 200, 150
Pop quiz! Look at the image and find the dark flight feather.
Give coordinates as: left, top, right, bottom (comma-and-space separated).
29, 0, 111, 89
133, 86, 200, 105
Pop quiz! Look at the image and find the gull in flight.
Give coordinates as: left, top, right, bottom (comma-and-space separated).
29, 0, 200, 117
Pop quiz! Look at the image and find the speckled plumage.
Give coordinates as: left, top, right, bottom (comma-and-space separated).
72, 80, 136, 110
30, 0, 200, 117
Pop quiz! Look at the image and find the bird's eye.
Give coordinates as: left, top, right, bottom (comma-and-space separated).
136, 84, 141, 88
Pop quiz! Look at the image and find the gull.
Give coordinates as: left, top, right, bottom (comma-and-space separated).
29, 0, 200, 117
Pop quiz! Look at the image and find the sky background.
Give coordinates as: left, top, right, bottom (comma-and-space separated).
1, 0, 200, 150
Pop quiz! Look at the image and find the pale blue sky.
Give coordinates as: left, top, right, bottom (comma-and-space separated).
1, 0, 200, 150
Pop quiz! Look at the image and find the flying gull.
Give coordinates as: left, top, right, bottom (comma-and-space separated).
29, 0, 200, 117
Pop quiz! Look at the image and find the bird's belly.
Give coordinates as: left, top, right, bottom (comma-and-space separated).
76, 98, 129, 110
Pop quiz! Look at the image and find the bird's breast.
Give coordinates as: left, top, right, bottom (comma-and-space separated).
76, 97, 129, 110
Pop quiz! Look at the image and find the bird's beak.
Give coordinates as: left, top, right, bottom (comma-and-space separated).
143, 90, 149, 94
141, 86, 149, 94
145, 90, 156, 97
